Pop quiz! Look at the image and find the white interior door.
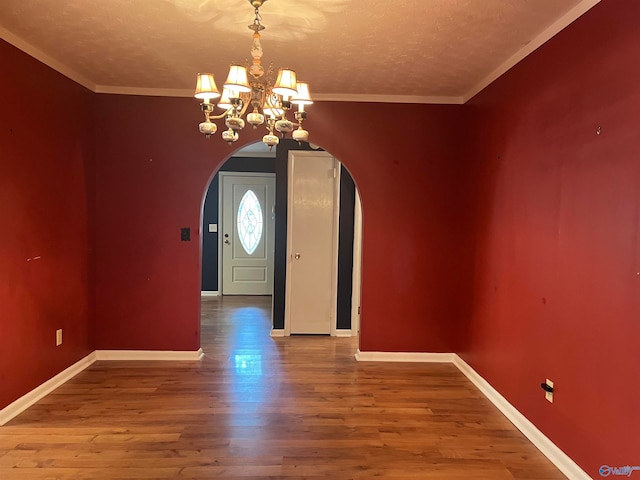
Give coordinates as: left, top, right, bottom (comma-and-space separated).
285, 151, 339, 334
221, 173, 275, 295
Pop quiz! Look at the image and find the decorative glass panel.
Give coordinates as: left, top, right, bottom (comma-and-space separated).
237, 189, 263, 255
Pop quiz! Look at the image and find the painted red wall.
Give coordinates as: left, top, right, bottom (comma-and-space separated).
93, 96, 470, 353
93, 94, 215, 350
460, 1, 640, 476
0, 40, 95, 409
9, 2, 636, 473
310, 103, 473, 352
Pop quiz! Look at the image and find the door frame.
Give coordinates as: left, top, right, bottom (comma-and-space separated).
218, 171, 276, 295
284, 151, 341, 336
351, 188, 363, 336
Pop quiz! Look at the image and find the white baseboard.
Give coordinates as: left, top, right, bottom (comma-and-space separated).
200, 291, 220, 297
335, 329, 354, 337
0, 351, 97, 426
0, 348, 204, 427
355, 349, 455, 363
0, 345, 592, 479
270, 329, 286, 337
353, 349, 590, 478
95, 348, 204, 361
453, 355, 591, 480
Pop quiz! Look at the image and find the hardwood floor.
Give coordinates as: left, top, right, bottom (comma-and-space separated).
0, 296, 566, 479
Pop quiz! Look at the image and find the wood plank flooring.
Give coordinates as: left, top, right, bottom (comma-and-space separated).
0, 296, 566, 479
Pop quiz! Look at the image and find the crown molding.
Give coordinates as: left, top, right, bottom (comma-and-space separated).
93, 87, 464, 105
94, 85, 194, 97
0, 26, 96, 92
3, 0, 601, 106
462, 0, 601, 103
313, 93, 464, 105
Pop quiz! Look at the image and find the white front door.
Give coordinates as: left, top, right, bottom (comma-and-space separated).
221, 173, 275, 295
285, 151, 340, 334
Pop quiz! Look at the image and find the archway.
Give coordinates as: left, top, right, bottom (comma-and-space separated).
198, 139, 363, 348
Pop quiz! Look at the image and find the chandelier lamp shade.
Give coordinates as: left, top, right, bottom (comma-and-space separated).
194, 0, 313, 149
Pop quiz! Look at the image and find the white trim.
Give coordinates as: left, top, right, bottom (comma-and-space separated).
335, 329, 354, 338
2, 0, 599, 106
350, 188, 363, 336
0, 348, 205, 427
284, 156, 293, 337
0, 352, 97, 426
97, 87, 466, 105
218, 173, 224, 297
463, 0, 601, 102
355, 350, 455, 363
0, 26, 96, 92
312, 93, 464, 105
200, 290, 220, 297
270, 329, 286, 337
0, 344, 593, 478
95, 349, 204, 361
352, 349, 591, 478
453, 355, 591, 480
95, 85, 192, 97
330, 161, 341, 337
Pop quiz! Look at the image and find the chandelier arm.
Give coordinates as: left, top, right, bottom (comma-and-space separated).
206, 109, 233, 120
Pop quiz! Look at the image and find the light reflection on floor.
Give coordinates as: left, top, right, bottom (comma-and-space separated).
233, 352, 263, 376
201, 296, 279, 428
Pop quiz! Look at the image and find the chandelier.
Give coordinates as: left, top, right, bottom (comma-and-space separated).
194, 0, 313, 149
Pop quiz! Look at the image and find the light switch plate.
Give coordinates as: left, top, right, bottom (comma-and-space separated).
545, 379, 554, 403
209, 223, 217, 233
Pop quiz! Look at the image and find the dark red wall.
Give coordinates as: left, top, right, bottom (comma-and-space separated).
5, 1, 636, 473
460, 1, 640, 476
93, 95, 470, 353
0, 40, 95, 409
310, 103, 472, 352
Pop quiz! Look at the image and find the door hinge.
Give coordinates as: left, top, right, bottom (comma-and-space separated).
358, 306, 361, 315
333, 167, 337, 178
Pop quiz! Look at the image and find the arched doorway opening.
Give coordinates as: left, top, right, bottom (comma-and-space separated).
198, 139, 363, 352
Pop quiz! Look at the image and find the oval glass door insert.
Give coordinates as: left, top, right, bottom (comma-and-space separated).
237, 189, 263, 255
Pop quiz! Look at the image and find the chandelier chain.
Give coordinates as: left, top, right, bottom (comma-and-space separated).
249, 7, 265, 32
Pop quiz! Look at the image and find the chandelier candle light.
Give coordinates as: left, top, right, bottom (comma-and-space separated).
194, 0, 313, 149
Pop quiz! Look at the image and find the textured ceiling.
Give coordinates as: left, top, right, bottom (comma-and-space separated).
0, 0, 599, 102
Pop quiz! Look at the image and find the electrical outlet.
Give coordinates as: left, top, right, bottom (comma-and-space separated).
56, 329, 63, 346
545, 378, 554, 403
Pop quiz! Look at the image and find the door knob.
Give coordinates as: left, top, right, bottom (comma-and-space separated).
224, 239, 231, 245
294, 253, 301, 260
